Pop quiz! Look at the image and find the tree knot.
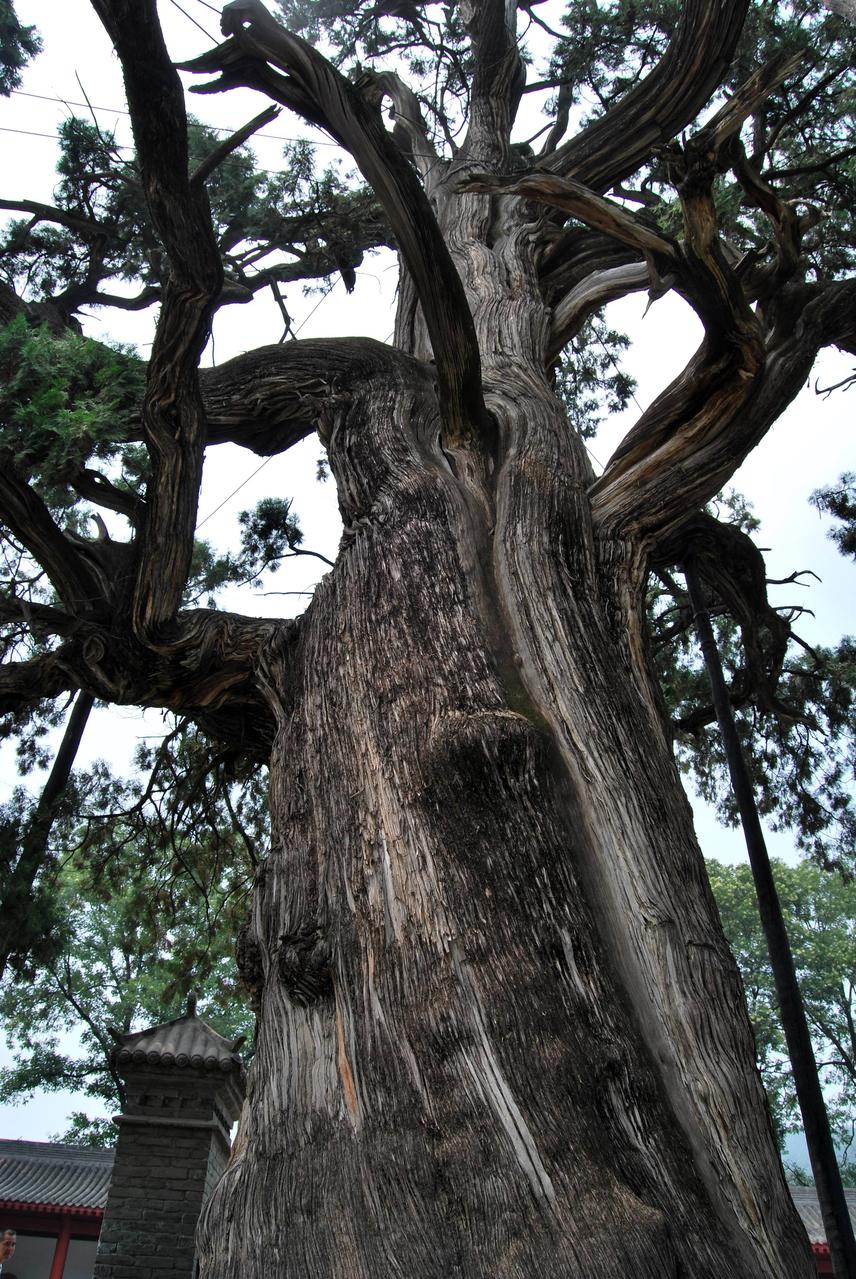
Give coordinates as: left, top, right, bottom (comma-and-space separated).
277, 926, 332, 1005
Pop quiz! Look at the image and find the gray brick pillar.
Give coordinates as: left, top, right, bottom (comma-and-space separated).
94, 997, 246, 1279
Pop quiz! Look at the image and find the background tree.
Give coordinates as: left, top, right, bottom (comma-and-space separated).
0, 726, 262, 1142
709, 857, 856, 1177
0, 0, 39, 97
0, 1, 855, 1276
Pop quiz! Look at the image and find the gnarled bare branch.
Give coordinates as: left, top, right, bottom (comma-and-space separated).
460, 172, 677, 260
0, 651, 74, 714
71, 468, 146, 526
190, 103, 281, 186
0, 457, 107, 615
371, 71, 441, 185
200, 336, 433, 456
1, 608, 288, 753
459, 0, 525, 167
181, 0, 487, 452
654, 510, 792, 723
546, 0, 749, 191
90, 0, 223, 642
548, 262, 650, 362
0, 198, 105, 238
591, 277, 856, 541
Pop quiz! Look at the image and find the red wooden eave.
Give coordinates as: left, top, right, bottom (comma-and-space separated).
0, 1200, 103, 1238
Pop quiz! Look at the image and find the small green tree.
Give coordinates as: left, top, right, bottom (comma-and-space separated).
708, 856, 856, 1170
0, 730, 262, 1144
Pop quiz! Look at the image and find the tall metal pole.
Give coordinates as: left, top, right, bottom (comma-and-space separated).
685, 557, 856, 1278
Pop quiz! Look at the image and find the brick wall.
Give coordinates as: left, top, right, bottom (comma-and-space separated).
93, 1067, 242, 1279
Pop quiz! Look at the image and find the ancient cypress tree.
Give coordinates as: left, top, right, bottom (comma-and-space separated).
1, 1, 855, 1275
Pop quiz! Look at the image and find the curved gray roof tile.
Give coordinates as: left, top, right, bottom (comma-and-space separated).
110, 998, 245, 1076
789, 1186, 856, 1244
0, 1139, 114, 1211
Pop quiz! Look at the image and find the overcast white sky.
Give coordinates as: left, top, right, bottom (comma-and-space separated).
0, 0, 852, 1145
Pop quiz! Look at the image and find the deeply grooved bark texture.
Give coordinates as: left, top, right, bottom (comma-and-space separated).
192, 20, 814, 1274
197, 248, 810, 1274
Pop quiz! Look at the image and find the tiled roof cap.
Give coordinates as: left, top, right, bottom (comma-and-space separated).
789, 1186, 856, 1244
109, 994, 246, 1075
0, 1139, 114, 1211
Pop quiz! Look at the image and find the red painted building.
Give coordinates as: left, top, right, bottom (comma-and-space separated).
0, 1139, 113, 1278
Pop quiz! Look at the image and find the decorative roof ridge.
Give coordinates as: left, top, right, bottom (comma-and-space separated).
107, 993, 247, 1075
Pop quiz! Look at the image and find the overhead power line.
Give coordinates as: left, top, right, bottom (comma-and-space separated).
167, 0, 217, 41
0, 125, 85, 143
196, 278, 340, 528
8, 88, 344, 149
196, 454, 274, 530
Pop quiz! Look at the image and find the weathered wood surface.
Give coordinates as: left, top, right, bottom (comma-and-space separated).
8, 0, 856, 1273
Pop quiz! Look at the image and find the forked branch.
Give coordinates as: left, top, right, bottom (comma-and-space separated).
592, 276, 856, 541
182, 0, 487, 451
459, 0, 525, 166
0, 458, 107, 616
90, 0, 223, 641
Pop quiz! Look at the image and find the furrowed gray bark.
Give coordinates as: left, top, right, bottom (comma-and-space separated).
189, 16, 815, 1262
7, 1, 845, 1274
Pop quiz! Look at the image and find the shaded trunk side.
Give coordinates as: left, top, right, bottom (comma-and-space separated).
197, 326, 811, 1276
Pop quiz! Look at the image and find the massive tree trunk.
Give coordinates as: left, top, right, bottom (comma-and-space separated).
7, 0, 848, 1273
196, 183, 813, 1278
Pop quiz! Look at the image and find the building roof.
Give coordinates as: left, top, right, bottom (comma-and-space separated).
790, 1186, 856, 1245
0, 1139, 114, 1214
110, 994, 246, 1075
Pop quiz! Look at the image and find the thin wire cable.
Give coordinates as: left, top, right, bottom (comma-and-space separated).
9, 89, 344, 149
583, 441, 605, 473
197, 455, 274, 529
292, 278, 337, 337
195, 278, 340, 528
166, 0, 216, 41
0, 124, 99, 143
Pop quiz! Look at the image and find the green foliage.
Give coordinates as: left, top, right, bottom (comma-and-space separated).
0, 116, 386, 311
239, 496, 303, 563
671, 631, 856, 871
184, 497, 308, 606
0, 0, 852, 1159
708, 857, 856, 1164
53, 1113, 116, 1148
0, 0, 40, 96
813, 471, 856, 560
549, 0, 679, 118
0, 725, 263, 1133
0, 315, 145, 495
554, 315, 636, 440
